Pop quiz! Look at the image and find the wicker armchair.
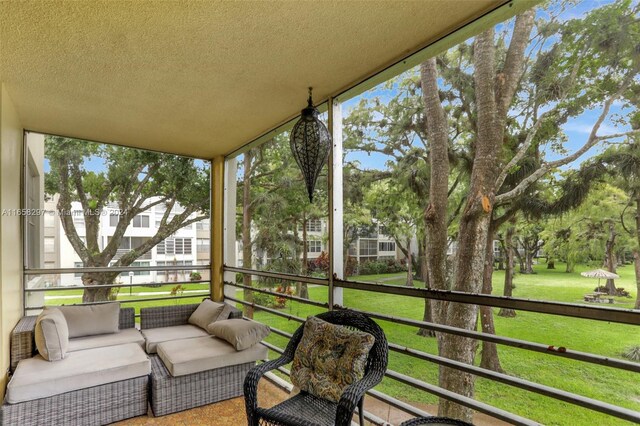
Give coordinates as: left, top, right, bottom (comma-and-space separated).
244, 309, 388, 426
400, 417, 474, 426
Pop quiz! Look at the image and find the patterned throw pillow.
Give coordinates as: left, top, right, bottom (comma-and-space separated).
290, 316, 375, 403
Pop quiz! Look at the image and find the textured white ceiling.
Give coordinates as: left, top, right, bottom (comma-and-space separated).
1, 1, 502, 158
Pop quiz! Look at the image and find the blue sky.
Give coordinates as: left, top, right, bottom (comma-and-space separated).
342, 0, 635, 172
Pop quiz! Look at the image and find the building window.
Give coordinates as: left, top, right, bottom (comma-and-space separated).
74, 262, 84, 278
306, 219, 322, 232
197, 238, 210, 253
132, 215, 150, 228
131, 261, 150, 276
44, 237, 55, 253
158, 238, 191, 255
307, 240, 322, 253
72, 211, 84, 227
359, 239, 378, 257
44, 211, 55, 227
196, 221, 210, 231
109, 213, 119, 227
379, 242, 395, 252
175, 238, 192, 254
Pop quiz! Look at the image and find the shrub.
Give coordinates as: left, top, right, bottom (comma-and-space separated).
108, 286, 120, 301
358, 259, 406, 275
593, 286, 631, 297
309, 251, 329, 274
189, 271, 202, 281
622, 346, 640, 362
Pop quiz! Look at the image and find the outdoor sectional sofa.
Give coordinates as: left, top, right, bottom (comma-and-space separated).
0, 305, 149, 426
140, 302, 268, 416
0, 299, 269, 425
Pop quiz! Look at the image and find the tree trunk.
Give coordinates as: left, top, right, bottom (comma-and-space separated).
547, 259, 555, 269
634, 193, 640, 309
496, 234, 505, 270
604, 221, 617, 295
418, 259, 436, 337
81, 271, 119, 302
514, 242, 526, 273
242, 152, 254, 318
406, 237, 414, 287
480, 225, 504, 372
417, 239, 428, 283
437, 28, 502, 423
566, 261, 575, 273
633, 251, 640, 310
522, 240, 535, 274
498, 224, 516, 317
420, 57, 450, 323
422, 11, 533, 421
298, 214, 309, 299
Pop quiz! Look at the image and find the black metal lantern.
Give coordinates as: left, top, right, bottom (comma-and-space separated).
290, 87, 331, 203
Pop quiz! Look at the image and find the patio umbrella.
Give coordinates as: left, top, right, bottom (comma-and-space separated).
580, 269, 620, 288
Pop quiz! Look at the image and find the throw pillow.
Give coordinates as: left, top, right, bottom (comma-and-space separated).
290, 316, 375, 403
57, 302, 120, 338
207, 319, 270, 350
216, 303, 235, 322
188, 299, 225, 330
35, 308, 69, 361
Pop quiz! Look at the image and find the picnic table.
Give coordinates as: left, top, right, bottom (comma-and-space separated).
583, 292, 614, 303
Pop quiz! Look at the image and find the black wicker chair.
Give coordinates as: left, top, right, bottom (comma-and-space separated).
400, 417, 474, 426
243, 309, 389, 426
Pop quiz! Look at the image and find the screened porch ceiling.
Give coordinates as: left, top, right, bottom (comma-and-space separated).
0, 0, 505, 158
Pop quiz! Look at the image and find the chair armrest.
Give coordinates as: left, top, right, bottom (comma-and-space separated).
140, 303, 199, 329
243, 353, 294, 413
10, 316, 37, 372
335, 370, 385, 426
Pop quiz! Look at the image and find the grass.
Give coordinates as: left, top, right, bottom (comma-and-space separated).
246, 263, 640, 426
43, 283, 210, 320
42, 263, 639, 425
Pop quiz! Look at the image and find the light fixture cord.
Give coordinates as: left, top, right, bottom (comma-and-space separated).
307, 87, 313, 108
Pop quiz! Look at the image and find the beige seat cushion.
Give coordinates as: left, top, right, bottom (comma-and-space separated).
207, 318, 270, 351
34, 308, 69, 361
157, 336, 267, 377
141, 324, 209, 354
56, 303, 120, 338
68, 328, 145, 352
188, 299, 225, 330
5, 343, 150, 404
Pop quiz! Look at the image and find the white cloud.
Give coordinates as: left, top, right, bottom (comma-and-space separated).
563, 122, 619, 136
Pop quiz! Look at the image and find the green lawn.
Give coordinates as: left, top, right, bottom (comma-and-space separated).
244, 263, 639, 426
43, 264, 639, 425
44, 283, 210, 319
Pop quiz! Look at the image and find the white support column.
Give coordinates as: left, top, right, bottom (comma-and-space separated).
330, 99, 344, 307
223, 157, 238, 300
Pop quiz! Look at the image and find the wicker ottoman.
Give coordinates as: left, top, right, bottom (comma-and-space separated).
1, 376, 149, 426
149, 354, 254, 416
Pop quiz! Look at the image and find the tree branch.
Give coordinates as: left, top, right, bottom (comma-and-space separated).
496, 72, 637, 205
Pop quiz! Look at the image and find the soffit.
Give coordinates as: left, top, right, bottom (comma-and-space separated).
0, 1, 503, 158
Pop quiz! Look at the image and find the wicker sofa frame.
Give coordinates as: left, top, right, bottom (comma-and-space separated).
140, 302, 247, 416
8, 307, 136, 372
1, 307, 148, 426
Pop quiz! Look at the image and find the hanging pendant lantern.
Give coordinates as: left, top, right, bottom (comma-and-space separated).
290, 87, 331, 203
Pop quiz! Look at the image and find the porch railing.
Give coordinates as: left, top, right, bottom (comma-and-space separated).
223, 266, 640, 426
23, 264, 211, 317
